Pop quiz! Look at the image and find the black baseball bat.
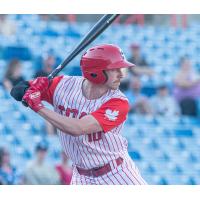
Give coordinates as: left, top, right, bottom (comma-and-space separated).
48, 14, 120, 79
20, 14, 120, 106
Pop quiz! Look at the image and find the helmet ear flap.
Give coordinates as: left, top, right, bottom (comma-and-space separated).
90, 73, 97, 78
87, 70, 108, 84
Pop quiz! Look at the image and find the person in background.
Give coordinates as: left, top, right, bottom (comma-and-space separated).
128, 43, 154, 77
34, 55, 56, 78
3, 59, 25, 92
0, 15, 16, 36
34, 55, 57, 135
150, 84, 180, 117
55, 151, 72, 185
125, 75, 151, 114
0, 147, 19, 185
173, 56, 200, 116
23, 141, 59, 185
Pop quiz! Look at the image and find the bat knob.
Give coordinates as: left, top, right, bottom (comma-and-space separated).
22, 99, 28, 107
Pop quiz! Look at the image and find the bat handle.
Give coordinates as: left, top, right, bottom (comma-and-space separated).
22, 99, 28, 107
48, 64, 62, 80
22, 86, 29, 107
21, 76, 53, 108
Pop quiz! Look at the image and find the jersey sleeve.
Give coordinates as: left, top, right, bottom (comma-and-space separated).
91, 98, 130, 133
41, 76, 63, 105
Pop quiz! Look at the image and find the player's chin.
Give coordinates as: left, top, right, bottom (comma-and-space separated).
111, 82, 120, 90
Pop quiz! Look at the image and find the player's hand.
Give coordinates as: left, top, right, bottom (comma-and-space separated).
22, 88, 44, 112
29, 77, 49, 92
10, 80, 30, 101
10, 77, 49, 102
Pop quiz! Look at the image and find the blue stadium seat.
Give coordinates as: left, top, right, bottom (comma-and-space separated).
11, 137, 21, 146
185, 177, 197, 185
42, 28, 60, 37
50, 150, 60, 160
174, 128, 193, 137
141, 86, 157, 97
129, 150, 142, 161
147, 138, 160, 150
3, 46, 32, 60
171, 164, 183, 175
144, 164, 156, 174
186, 152, 199, 163
157, 151, 170, 163
157, 177, 168, 185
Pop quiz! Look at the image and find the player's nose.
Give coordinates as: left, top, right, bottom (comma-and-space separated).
117, 68, 124, 79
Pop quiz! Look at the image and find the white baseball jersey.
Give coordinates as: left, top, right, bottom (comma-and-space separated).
41, 75, 147, 185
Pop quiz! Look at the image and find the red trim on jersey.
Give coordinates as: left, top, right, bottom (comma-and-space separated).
41, 76, 63, 105
91, 98, 130, 133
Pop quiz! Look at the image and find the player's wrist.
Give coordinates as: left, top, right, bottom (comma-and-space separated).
31, 101, 45, 112
23, 89, 45, 112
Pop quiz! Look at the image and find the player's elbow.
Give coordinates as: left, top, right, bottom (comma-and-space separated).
69, 121, 95, 137
72, 122, 90, 136
63, 122, 87, 137
61, 116, 102, 137
64, 125, 83, 137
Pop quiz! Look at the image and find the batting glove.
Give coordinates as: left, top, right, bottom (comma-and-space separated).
22, 88, 44, 112
29, 77, 49, 92
10, 80, 30, 101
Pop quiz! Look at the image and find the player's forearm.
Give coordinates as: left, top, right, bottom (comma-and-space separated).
38, 108, 83, 136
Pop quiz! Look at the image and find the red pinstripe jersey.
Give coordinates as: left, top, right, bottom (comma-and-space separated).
41, 75, 130, 169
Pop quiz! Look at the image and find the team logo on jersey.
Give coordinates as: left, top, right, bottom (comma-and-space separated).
104, 109, 119, 121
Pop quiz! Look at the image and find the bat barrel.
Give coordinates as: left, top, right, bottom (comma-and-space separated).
48, 14, 119, 80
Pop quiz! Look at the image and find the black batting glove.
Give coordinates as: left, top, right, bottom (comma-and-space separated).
10, 80, 30, 101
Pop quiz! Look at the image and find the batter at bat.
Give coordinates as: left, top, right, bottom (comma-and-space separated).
11, 44, 147, 185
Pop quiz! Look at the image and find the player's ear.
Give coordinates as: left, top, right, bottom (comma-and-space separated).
103, 71, 108, 82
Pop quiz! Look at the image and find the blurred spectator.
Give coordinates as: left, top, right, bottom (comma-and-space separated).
34, 55, 56, 78
3, 59, 25, 92
34, 55, 57, 135
56, 14, 76, 22
150, 84, 180, 117
173, 56, 200, 116
55, 152, 72, 185
0, 147, 19, 185
39, 14, 52, 21
23, 141, 59, 185
125, 75, 151, 114
128, 43, 154, 77
0, 15, 16, 36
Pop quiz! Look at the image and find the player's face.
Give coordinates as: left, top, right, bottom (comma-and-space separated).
105, 68, 124, 90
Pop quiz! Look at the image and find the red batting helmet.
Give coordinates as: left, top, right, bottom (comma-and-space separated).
80, 44, 135, 84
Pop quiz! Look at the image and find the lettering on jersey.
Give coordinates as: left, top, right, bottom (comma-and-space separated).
58, 105, 87, 119
79, 112, 87, 119
88, 131, 102, 142
58, 105, 65, 114
66, 108, 79, 118
104, 109, 119, 121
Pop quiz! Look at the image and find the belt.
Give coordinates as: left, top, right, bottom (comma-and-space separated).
76, 157, 123, 177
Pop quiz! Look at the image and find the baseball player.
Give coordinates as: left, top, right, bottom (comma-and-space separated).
12, 44, 147, 185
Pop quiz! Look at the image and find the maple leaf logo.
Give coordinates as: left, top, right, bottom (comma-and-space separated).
104, 109, 119, 121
